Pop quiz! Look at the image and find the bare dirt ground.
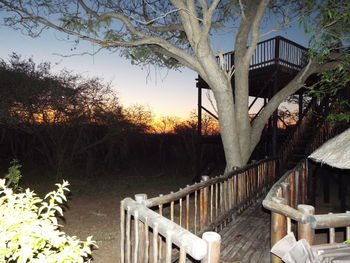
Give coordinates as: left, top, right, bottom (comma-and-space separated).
24, 170, 193, 263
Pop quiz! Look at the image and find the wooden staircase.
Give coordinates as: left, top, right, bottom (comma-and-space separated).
279, 97, 346, 172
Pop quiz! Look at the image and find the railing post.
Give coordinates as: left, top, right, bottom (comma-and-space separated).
120, 199, 125, 263
347, 211, 350, 241
201, 232, 221, 263
135, 194, 148, 263
295, 170, 300, 206
281, 182, 292, 233
281, 182, 291, 206
196, 82, 202, 178
329, 212, 335, 243
297, 205, 315, 245
200, 176, 209, 230
289, 172, 296, 208
271, 197, 287, 263
274, 36, 280, 65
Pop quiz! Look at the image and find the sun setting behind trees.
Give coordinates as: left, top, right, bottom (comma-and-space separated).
0, 53, 301, 181
0, 53, 223, 178
0, 53, 219, 135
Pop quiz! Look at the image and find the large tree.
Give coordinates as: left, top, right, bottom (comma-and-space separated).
1, 0, 349, 171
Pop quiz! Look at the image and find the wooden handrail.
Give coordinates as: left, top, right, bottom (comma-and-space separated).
219, 36, 308, 72
313, 213, 350, 229
145, 157, 278, 207
120, 158, 279, 262
122, 197, 208, 261
263, 159, 350, 252
278, 97, 335, 170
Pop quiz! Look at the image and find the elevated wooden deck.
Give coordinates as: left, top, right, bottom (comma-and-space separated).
196, 36, 309, 98
219, 200, 270, 263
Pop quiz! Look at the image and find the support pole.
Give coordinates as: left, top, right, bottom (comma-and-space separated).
272, 76, 278, 157
120, 199, 125, 263
298, 93, 303, 120
200, 176, 209, 230
281, 182, 291, 206
196, 83, 203, 177
272, 37, 280, 157
297, 205, 315, 245
135, 194, 148, 263
201, 232, 221, 263
271, 197, 287, 263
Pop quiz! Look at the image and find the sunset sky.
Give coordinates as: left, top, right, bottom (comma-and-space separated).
0, 16, 311, 120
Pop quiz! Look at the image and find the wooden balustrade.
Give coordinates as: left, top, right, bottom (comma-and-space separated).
120, 158, 278, 262
278, 99, 317, 169
279, 97, 347, 172
219, 36, 307, 72
144, 158, 278, 234
263, 159, 350, 261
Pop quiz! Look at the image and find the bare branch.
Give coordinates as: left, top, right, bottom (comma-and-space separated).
0, 1, 202, 74
202, 0, 220, 34
78, 1, 184, 33
206, 91, 218, 115
216, 50, 226, 71
170, 0, 202, 51
216, 49, 235, 79
149, 44, 202, 73
238, 0, 246, 19
78, 0, 99, 18
198, 0, 208, 11
244, 0, 270, 64
250, 56, 343, 151
260, 16, 291, 38
52, 46, 104, 58
127, 8, 182, 26
146, 24, 184, 32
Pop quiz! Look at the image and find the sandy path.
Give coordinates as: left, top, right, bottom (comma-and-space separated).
59, 174, 192, 262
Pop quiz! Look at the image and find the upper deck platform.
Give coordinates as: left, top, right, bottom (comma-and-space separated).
196, 36, 309, 98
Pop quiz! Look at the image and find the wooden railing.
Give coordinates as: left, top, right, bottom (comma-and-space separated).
120, 158, 278, 262
220, 36, 308, 71
279, 98, 346, 170
263, 159, 350, 263
278, 98, 319, 169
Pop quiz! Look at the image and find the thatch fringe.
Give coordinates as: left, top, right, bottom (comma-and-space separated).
309, 128, 350, 169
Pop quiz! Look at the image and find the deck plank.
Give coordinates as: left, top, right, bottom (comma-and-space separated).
219, 200, 271, 263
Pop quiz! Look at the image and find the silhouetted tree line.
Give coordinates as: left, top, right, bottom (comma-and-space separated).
0, 54, 223, 179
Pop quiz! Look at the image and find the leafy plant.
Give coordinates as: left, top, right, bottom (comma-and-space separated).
0, 164, 96, 262
4, 159, 22, 190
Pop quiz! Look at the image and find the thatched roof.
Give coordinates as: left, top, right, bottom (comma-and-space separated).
308, 128, 350, 169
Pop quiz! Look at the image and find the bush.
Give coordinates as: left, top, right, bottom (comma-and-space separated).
0, 165, 96, 262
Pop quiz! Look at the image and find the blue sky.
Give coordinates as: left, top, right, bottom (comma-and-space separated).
0, 13, 310, 120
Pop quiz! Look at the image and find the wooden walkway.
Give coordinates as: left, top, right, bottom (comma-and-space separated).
219, 200, 271, 263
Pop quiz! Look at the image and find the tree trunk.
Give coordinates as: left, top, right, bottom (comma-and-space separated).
211, 82, 244, 172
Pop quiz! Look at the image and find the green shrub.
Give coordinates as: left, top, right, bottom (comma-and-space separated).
0, 165, 96, 262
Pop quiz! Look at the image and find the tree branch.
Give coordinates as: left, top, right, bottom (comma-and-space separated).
52, 47, 104, 58
146, 24, 184, 32
238, 0, 246, 19
250, 57, 343, 152
1, 0, 203, 75
202, 0, 220, 35
170, 0, 201, 52
77, 0, 99, 18
243, 0, 270, 64
198, 0, 208, 11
